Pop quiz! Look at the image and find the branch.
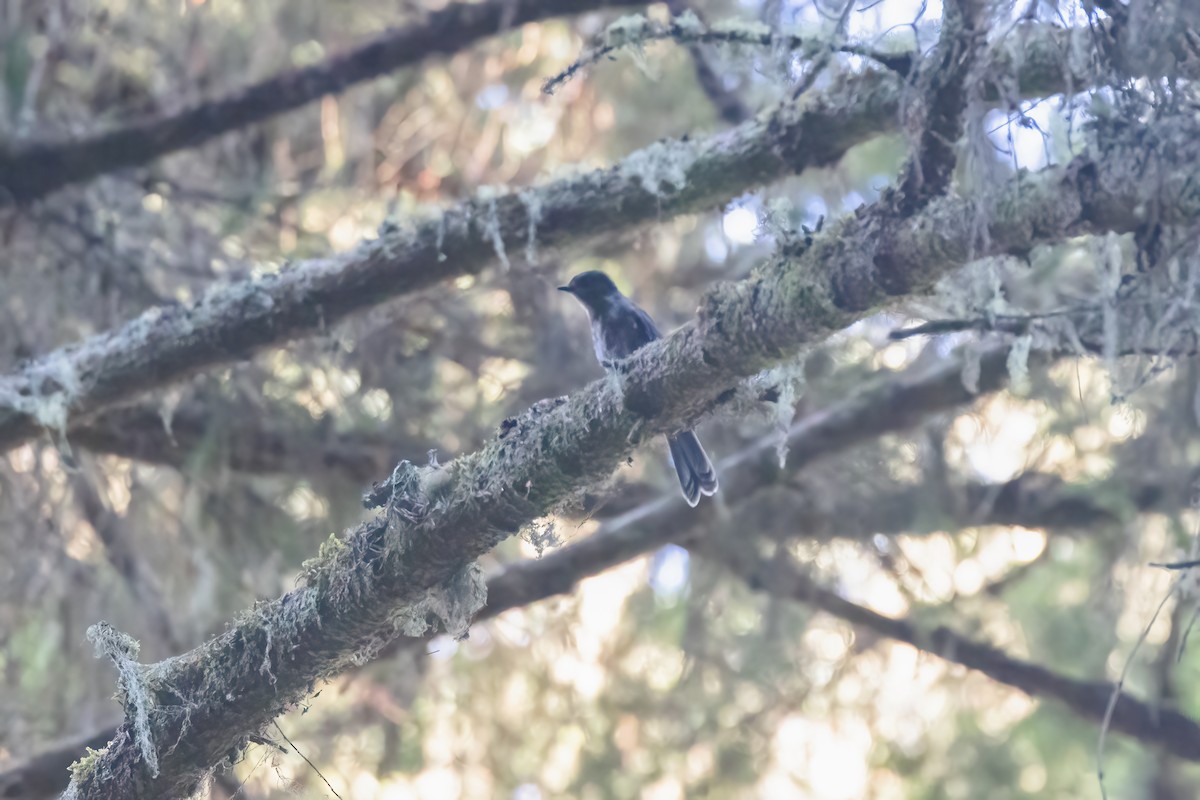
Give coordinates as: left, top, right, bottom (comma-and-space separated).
662, 0, 754, 125
892, 0, 987, 208
62, 126, 1200, 793
13, 342, 1185, 797
9, 340, 1015, 799
540, 13, 913, 95
758, 466, 1176, 545
70, 473, 181, 652
70, 401, 418, 483
0, 19, 1192, 454
0, 66, 902, 455
706, 542, 1200, 763
0, 728, 119, 800
888, 286, 1200, 358
0, 0, 644, 205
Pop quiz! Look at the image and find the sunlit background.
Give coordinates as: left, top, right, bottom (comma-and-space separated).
2, 0, 1199, 798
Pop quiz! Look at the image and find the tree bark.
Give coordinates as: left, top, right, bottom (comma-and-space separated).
57, 117, 1200, 794
10, 336, 1187, 798
3, 13, 1194, 457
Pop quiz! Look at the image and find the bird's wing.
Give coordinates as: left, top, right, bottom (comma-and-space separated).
632, 305, 662, 342
603, 301, 662, 359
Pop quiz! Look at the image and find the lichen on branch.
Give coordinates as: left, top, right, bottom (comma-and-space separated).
0, 18, 1185, 458
62, 124, 1200, 797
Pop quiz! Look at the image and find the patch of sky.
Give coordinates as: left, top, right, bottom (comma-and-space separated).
476, 84, 509, 110
650, 544, 691, 599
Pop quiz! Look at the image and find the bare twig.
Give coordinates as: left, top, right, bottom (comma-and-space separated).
271, 723, 343, 800
542, 13, 913, 95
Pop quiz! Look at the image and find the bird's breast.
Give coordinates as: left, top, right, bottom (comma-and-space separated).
590, 317, 608, 364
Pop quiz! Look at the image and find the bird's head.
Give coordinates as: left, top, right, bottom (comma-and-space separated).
557, 270, 622, 312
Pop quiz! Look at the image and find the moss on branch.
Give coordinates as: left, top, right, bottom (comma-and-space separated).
6, 15, 1196, 456
61, 125, 1200, 797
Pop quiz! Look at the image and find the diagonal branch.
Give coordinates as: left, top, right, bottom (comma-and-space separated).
0, 0, 643, 206
0, 728, 119, 800
662, 0, 754, 125
1, 18, 1193, 455
8, 340, 1188, 798
706, 541, 1200, 763
2, 453, 1182, 799
60, 129, 1200, 797
0, 66, 902, 455
11, 340, 1012, 800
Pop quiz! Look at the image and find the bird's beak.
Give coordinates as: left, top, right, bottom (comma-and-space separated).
556, 285, 573, 294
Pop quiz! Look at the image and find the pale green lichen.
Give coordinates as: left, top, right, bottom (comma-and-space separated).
519, 189, 543, 266
758, 355, 806, 467
87, 623, 158, 777
960, 343, 983, 394
0, 349, 84, 448
604, 14, 652, 48
673, 9, 704, 36
621, 138, 696, 198
390, 562, 488, 640
522, 518, 561, 557
1006, 334, 1033, 392
67, 746, 108, 786
762, 197, 795, 238
435, 209, 448, 262
376, 460, 457, 546
1096, 233, 1124, 374
982, 259, 1017, 317
479, 190, 510, 270
156, 385, 184, 441
1192, 373, 1200, 429
300, 533, 350, 586
711, 18, 772, 37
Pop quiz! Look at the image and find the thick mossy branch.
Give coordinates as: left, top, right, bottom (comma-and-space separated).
2, 17, 1192, 456
63, 126, 1200, 797
0, 67, 892, 455
10, 337, 1191, 800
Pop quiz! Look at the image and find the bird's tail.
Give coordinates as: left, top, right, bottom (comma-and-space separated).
667, 430, 719, 507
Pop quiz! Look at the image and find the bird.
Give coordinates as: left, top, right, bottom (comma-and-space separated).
558, 270, 718, 507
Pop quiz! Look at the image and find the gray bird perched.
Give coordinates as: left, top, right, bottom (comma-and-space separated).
558, 270, 718, 507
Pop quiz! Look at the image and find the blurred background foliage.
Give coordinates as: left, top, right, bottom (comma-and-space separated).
2, 0, 1199, 798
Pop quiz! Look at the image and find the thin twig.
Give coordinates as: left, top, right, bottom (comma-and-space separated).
1096, 586, 1176, 800
543, 16, 911, 94
272, 722, 344, 800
